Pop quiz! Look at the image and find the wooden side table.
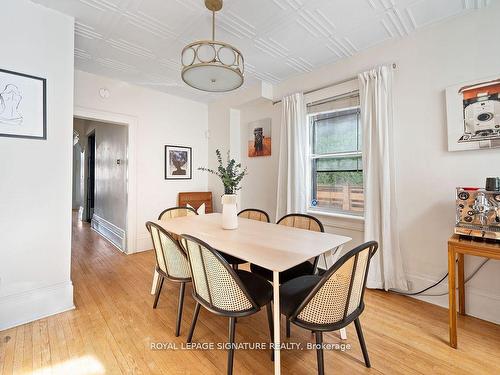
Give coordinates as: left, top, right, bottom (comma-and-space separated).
448, 234, 500, 348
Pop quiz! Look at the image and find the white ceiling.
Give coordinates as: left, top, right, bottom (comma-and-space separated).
32, 0, 490, 102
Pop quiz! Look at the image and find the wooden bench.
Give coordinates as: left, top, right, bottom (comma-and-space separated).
178, 192, 213, 213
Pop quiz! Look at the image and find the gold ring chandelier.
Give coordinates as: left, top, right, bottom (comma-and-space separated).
181, 0, 244, 92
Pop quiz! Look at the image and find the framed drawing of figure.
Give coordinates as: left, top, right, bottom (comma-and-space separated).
0, 68, 47, 140
165, 145, 192, 180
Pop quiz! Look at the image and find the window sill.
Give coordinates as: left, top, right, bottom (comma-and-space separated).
307, 209, 365, 233
307, 209, 364, 222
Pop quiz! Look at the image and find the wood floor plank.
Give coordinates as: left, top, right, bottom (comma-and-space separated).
21, 322, 33, 374
11, 326, 25, 374
0, 328, 16, 375
1, 213, 499, 374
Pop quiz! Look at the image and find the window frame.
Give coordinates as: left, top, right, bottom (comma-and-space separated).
307, 105, 364, 218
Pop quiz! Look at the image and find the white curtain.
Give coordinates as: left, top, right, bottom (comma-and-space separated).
276, 92, 308, 220
359, 66, 408, 291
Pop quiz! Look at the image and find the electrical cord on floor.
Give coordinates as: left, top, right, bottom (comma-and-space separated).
389, 258, 490, 297
418, 258, 490, 297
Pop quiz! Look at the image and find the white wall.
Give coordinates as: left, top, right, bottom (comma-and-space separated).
238, 100, 281, 222
0, 0, 74, 330
207, 5, 500, 323
74, 70, 208, 251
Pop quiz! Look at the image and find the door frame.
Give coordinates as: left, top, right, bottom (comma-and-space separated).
74, 106, 138, 254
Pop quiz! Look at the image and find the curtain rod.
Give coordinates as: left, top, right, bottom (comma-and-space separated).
272, 63, 397, 105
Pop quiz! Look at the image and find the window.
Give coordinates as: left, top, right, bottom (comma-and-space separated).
308, 96, 363, 216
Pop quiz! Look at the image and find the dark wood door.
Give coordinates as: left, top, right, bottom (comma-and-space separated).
86, 132, 96, 222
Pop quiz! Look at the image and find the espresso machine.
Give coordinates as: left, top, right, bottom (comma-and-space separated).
455, 178, 500, 240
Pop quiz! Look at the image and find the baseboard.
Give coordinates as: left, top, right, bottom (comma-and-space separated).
136, 233, 152, 253
91, 214, 125, 251
0, 281, 74, 331
405, 272, 500, 325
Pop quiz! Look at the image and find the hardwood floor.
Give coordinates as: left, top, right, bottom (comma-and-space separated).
1, 214, 499, 374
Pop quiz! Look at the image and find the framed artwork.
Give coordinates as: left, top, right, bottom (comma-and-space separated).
248, 118, 272, 157
446, 75, 500, 151
0, 68, 47, 140
165, 145, 192, 180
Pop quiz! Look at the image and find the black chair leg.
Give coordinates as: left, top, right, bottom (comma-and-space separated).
175, 282, 186, 337
227, 317, 236, 375
266, 303, 274, 361
286, 318, 291, 338
187, 302, 201, 343
354, 318, 371, 368
315, 331, 324, 375
152, 276, 164, 309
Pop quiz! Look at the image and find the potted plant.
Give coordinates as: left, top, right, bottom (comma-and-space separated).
199, 149, 247, 229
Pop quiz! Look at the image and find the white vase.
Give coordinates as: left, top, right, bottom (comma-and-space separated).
221, 194, 238, 230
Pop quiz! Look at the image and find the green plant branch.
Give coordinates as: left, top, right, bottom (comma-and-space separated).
199, 149, 247, 195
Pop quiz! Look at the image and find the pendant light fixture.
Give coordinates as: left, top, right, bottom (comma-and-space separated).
181, 0, 244, 92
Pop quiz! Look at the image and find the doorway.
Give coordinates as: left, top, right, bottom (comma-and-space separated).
73, 106, 137, 254
72, 117, 128, 252
86, 131, 95, 223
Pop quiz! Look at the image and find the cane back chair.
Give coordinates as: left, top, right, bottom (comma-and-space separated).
237, 208, 270, 223
225, 209, 271, 269
250, 213, 324, 283
279, 241, 378, 375
146, 221, 192, 337
158, 206, 197, 222
179, 234, 274, 375
149, 206, 198, 294
250, 213, 324, 336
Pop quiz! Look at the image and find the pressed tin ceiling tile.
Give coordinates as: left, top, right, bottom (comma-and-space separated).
32, 0, 488, 102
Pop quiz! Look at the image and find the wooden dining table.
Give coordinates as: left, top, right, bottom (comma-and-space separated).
155, 213, 352, 375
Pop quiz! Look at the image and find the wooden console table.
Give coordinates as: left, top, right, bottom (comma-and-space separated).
448, 234, 500, 348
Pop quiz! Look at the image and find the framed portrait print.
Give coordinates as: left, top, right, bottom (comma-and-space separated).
165, 145, 192, 180
0, 68, 47, 140
247, 118, 272, 157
